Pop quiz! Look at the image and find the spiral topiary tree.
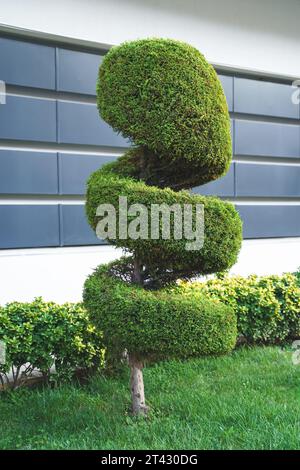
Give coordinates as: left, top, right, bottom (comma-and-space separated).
83, 39, 242, 415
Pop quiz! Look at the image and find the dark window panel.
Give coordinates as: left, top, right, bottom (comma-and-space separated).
57, 48, 103, 95
0, 205, 59, 248
60, 204, 104, 246
0, 37, 55, 89
192, 164, 235, 197
236, 205, 300, 238
0, 95, 57, 142
234, 77, 299, 119
0, 150, 58, 194
57, 101, 129, 147
235, 119, 300, 158
236, 162, 300, 197
58, 153, 118, 195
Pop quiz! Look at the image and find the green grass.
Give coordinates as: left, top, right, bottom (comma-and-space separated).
0, 346, 300, 450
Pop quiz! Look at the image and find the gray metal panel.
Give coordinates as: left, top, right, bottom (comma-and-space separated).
235, 120, 300, 158
60, 205, 103, 246
236, 163, 300, 197
234, 78, 299, 119
0, 205, 59, 248
192, 164, 235, 197
0, 95, 57, 142
236, 205, 300, 238
58, 153, 117, 195
219, 75, 233, 111
0, 150, 58, 194
57, 48, 102, 95
0, 37, 55, 89
57, 101, 129, 147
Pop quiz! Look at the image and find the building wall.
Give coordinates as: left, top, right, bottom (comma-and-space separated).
0, 0, 299, 303
0, 0, 300, 78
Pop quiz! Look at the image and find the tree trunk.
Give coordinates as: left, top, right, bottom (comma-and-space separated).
130, 256, 148, 415
133, 257, 143, 285
129, 355, 148, 416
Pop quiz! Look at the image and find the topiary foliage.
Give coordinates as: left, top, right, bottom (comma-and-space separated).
86, 166, 242, 283
96, 39, 232, 188
84, 38, 242, 415
84, 262, 237, 360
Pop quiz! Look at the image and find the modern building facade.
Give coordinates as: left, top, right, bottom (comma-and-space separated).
0, 0, 299, 303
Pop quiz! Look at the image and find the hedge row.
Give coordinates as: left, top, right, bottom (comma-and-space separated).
177, 271, 300, 344
1, 272, 299, 390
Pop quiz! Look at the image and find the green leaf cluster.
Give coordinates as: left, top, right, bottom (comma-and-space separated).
83, 263, 237, 360
0, 298, 103, 388
179, 273, 300, 344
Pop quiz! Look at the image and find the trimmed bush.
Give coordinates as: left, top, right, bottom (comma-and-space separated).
97, 39, 232, 188
83, 263, 237, 360
178, 273, 300, 344
86, 40, 243, 284
86, 168, 242, 279
0, 298, 103, 389
85, 38, 242, 414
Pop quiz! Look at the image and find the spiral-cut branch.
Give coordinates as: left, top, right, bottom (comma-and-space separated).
83, 39, 242, 414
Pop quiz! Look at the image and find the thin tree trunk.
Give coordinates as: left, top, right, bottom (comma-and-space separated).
133, 257, 142, 285
129, 354, 148, 416
129, 256, 148, 415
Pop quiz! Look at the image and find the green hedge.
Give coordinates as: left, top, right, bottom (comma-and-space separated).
178, 273, 300, 344
0, 298, 103, 389
83, 263, 237, 361
2, 270, 298, 390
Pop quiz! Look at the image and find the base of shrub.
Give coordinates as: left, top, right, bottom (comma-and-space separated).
83, 262, 237, 361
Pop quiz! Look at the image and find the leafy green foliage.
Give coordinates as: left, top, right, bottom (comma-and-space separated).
179, 273, 300, 344
97, 38, 232, 187
0, 298, 103, 389
86, 168, 242, 279
85, 38, 242, 365
83, 263, 237, 360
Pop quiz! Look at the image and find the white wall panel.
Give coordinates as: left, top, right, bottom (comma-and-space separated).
0, 240, 299, 304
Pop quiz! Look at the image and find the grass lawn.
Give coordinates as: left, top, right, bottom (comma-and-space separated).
0, 346, 299, 450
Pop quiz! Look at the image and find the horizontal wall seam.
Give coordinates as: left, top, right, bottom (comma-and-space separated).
0, 141, 126, 155
230, 113, 300, 125
0, 198, 85, 205
1, 144, 299, 164
225, 198, 300, 205
1, 198, 300, 205
233, 156, 300, 165
6, 87, 97, 104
